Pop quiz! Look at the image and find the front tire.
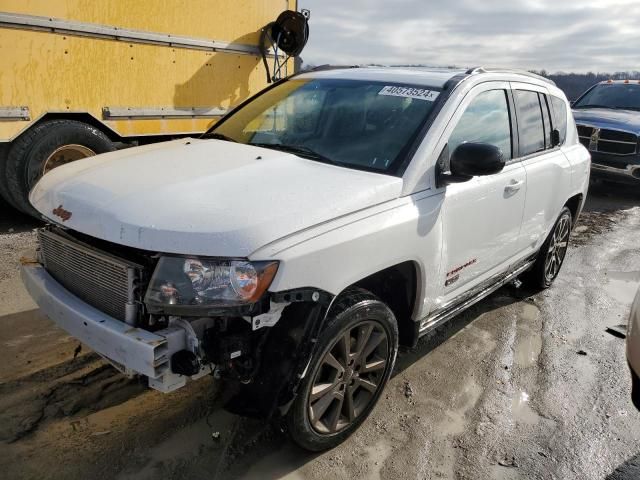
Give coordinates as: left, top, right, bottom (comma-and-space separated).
523, 206, 572, 289
286, 288, 398, 451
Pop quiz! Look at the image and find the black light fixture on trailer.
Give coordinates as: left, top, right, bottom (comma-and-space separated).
260, 9, 310, 83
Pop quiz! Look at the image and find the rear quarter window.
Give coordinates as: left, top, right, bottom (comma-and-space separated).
550, 96, 568, 145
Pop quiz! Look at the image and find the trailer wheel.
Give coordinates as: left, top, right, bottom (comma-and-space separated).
3, 120, 115, 216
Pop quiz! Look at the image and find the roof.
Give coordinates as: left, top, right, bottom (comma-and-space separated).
297, 67, 466, 88
297, 65, 556, 88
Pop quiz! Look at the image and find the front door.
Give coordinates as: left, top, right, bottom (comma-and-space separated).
438, 85, 527, 303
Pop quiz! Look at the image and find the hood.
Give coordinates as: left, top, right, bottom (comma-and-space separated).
30, 139, 403, 257
572, 108, 640, 133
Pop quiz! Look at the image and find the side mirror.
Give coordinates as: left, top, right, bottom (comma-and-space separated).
551, 129, 561, 147
449, 142, 506, 179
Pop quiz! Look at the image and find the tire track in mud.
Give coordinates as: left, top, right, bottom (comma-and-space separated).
0, 354, 146, 443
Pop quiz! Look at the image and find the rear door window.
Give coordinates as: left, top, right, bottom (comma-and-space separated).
514, 90, 545, 156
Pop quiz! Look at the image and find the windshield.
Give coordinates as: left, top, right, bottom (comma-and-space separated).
573, 83, 640, 111
203, 78, 441, 175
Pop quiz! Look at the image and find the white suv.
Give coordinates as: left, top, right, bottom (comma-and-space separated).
22, 67, 590, 451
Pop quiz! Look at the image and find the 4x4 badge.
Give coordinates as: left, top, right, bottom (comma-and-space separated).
52, 205, 72, 222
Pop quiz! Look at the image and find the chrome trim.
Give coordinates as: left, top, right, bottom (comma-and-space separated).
103, 106, 227, 119
0, 12, 279, 57
0, 106, 30, 120
576, 124, 639, 156
600, 139, 638, 146
591, 162, 640, 180
419, 258, 536, 335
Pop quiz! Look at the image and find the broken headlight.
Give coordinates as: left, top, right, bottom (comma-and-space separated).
144, 256, 278, 310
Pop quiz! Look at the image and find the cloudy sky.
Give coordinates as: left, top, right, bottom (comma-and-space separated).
300, 0, 639, 73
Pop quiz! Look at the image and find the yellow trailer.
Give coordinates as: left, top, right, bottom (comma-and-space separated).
0, 0, 306, 215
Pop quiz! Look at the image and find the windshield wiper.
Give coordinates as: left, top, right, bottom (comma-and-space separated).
203, 132, 237, 142
249, 143, 343, 166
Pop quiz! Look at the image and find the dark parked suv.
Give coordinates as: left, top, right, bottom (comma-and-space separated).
573, 80, 640, 184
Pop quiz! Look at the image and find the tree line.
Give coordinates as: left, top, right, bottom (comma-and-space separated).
532, 70, 640, 101
301, 63, 640, 102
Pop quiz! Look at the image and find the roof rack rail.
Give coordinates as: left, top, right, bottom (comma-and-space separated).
308, 64, 360, 72
464, 67, 556, 86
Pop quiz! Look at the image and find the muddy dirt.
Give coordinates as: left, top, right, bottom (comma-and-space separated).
1, 184, 640, 480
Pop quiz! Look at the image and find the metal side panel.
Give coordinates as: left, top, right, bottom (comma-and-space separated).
21, 263, 183, 378
102, 106, 227, 119
0, 12, 270, 56
0, 106, 30, 120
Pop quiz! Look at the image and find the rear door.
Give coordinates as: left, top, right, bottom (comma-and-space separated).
510, 83, 573, 257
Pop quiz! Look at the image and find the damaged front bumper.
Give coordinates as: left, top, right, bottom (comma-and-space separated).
22, 256, 333, 416
21, 263, 201, 392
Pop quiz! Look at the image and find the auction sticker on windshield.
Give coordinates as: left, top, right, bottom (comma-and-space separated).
378, 86, 440, 101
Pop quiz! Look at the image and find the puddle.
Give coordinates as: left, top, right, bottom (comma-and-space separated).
440, 378, 482, 436
603, 271, 640, 305
514, 303, 542, 368
512, 391, 540, 425
238, 445, 309, 480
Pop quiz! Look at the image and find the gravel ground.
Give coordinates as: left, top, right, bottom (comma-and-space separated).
0, 184, 639, 480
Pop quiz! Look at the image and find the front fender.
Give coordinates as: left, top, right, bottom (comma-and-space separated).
224, 301, 328, 418
253, 193, 444, 321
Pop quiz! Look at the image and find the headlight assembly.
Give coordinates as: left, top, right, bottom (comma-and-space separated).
144, 256, 278, 311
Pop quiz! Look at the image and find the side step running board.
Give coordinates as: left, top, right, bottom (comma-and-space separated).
418, 258, 535, 335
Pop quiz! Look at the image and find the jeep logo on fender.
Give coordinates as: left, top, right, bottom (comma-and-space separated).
52, 205, 72, 222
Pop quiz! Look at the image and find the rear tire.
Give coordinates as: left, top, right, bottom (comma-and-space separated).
3, 120, 114, 216
522, 206, 572, 289
286, 288, 398, 451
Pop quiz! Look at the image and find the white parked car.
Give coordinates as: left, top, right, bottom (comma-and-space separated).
21, 67, 590, 451
628, 287, 640, 410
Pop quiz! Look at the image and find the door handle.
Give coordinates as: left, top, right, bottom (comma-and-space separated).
504, 180, 524, 193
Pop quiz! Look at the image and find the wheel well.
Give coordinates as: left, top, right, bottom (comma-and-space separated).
349, 261, 419, 347
33, 112, 122, 142
12, 112, 190, 149
565, 193, 583, 223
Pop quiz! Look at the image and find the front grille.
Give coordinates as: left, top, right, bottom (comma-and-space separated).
577, 125, 594, 149
38, 228, 142, 322
576, 124, 638, 155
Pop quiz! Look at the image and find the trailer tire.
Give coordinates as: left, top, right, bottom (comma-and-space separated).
3, 120, 115, 217
0, 142, 15, 209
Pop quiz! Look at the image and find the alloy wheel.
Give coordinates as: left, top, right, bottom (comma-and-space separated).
308, 320, 389, 434
544, 214, 571, 283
